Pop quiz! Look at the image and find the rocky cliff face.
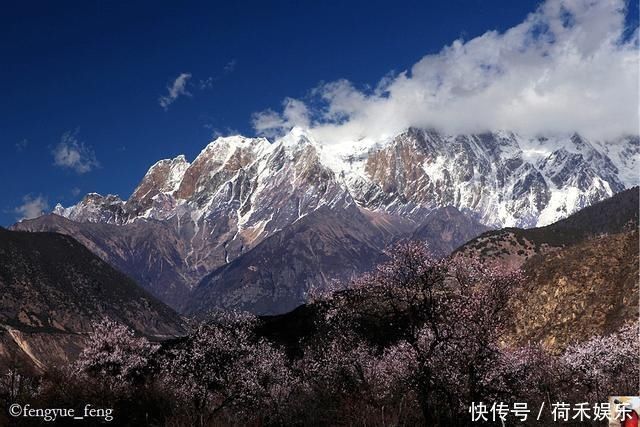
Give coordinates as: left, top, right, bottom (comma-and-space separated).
50, 131, 356, 276
13, 128, 638, 313
453, 187, 639, 351
511, 229, 638, 352
0, 228, 185, 370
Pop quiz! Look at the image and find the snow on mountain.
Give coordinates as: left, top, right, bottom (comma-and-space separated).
53, 193, 126, 224
26, 127, 638, 313
317, 129, 636, 227
52, 127, 638, 232
592, 135, 640, 189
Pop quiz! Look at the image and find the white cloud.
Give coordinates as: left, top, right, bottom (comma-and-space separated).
253, 98, 310, 138
253, 0, 639, 143
159, 72, 192, 110
52, 130, 99, 174
14, 195, 48, 221
206, 126, 241, 139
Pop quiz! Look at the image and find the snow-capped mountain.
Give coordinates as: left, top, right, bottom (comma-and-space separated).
54, 127, 638, 229
51, 129, 359, 279
18, 126, 637, 313
322, 128, 637, 227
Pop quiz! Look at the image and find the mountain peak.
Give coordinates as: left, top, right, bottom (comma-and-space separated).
51, 193, 125, 224
278, 126, 316, 147
81, 193, 123, 203
193, 135, 271, 168
203, 134, 270, 151
127, 154, 191, 214
148, 153, 189, 168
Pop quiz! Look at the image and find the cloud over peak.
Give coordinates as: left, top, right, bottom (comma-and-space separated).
52, 130, 99, 174
14, 195, 48, 221
253, 0, 639, 143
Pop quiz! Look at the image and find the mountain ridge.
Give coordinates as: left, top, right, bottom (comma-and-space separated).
13, 128, 638, 313
49, 128, 638, 229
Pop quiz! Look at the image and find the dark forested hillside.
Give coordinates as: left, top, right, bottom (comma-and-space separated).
0, 228, 185, 370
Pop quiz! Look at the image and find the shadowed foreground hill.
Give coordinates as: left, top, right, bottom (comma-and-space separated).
13, 205, 488, 315
10, 214, 196, 310
187, 204, 488, 315
187, 206, 392, 315
0, 228, 185, 371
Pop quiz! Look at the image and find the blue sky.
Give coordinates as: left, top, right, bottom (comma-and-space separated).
2, 0, 637, 225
